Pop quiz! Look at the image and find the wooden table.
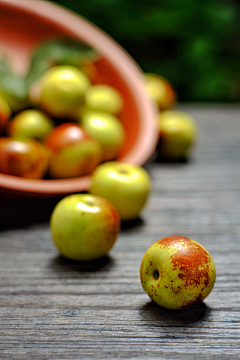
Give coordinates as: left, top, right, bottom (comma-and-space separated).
0, 105, 239, 359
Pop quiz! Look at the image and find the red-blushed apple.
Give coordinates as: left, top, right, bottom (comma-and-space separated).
157, 110, 198, 160
30, 65, 91, 119
140, 236, 216, 310
50, 193, 120, 261
80, 111, 125, 161
44, 123, 102, 179
84, 84, 123, 115
144, 73, 176, 111
0, 95, 11, 135
8, 109, 54, 142
89, 161, 151, 220
0, 137, 49, 179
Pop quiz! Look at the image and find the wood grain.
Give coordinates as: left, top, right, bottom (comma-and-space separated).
0, 105, 239, 359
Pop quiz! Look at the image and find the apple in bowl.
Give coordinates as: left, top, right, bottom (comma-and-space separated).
80, 111, 125, 162
44, 123, 103, 179
0, 137, 49, 179
0, 95, 11, 135
31, 65, 91, 120
8, 109, 54, 142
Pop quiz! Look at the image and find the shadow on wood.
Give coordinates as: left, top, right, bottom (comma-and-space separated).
0, 193, 61, 229
139, 300, 211, 325
50, 254, 115, 273
121, 217, 145, 231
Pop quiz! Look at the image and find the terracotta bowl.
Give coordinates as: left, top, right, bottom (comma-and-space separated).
0, 0, 158, 197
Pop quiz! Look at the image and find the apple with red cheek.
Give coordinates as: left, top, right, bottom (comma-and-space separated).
50, 193, 120, 261
140, 236, 216, 310
0, 95, 11, 135
0, 137, 49, 179
144, 73, 176, 112
157, 110, 198, 160
89, 161, 151, 220
44, 123, 103, 179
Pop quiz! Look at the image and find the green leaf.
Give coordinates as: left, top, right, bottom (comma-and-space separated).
0, 57, 29, 112
26, 37, 99, 84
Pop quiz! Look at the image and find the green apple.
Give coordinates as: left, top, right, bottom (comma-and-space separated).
157, 110, 198, 160
0, 137, 49, 179
84, 84, 123, 115
30, 65, 91, 119
81, 111, 125, 161
44, 123, 102, 179
0, 95, 11, 135
144, 73, 176, 111
140, 236, 216, 309
50, 193, 120, 261
89, 161, 151, 220
8, 109, 54, 142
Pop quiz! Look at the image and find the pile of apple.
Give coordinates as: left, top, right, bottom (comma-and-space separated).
0, 39, 215, 310
48, 72, 215, 310
0, 63, 128, 179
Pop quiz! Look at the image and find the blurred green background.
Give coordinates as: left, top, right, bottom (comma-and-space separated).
49, 0, 240, 103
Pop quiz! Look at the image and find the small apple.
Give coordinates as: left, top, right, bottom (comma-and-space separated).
89, 161, 151, 220
50, 193, 120, 261
144, 73, 176, 111
44, 123, 102, 178
0, 137, 49, 179
8, 109, 54, 142
81, 111, 125, 161
157, 110, 198, 160
30, 65, 91, 119
140, 236, 216, 310
0, 95, 11, 135
84, 84, 123, 115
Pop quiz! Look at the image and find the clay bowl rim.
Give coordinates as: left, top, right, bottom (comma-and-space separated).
0, 0, 158, 197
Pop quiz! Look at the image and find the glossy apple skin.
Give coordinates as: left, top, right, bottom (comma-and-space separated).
0, 95, 11, 135
8, 109, 54, 142
84, 84, 123, 115
140, 236, 216, 310
81, 111, 125, 161
0, 137, 49, 179
145, 73, 176, 111
89, 161, 151, 220
157, 110, 198, 160
45, 123, 102, 178
50, 193, 120, 261
31, 65, 91, 119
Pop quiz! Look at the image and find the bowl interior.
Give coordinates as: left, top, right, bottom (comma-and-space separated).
0, 0, 157, 196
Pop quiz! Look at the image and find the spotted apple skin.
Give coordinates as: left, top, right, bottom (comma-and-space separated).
140, 236, 216, 309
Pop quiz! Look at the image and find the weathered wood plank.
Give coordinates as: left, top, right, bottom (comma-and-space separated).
0, 105, 239, 359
